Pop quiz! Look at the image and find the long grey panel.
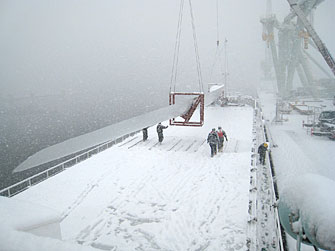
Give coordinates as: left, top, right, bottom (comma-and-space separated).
14, 86, 223, 172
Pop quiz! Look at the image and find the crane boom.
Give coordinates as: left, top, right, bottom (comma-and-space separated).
287, 0, 335, 77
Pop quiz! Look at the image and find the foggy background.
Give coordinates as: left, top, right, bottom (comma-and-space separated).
0, 0, 334, 188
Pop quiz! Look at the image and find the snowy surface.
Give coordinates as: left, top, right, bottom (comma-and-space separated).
258, 90, 335, 251
0, 196, 61, 231
0, 197, 98, 251
14, 87, 223, 173
3, 89, 334, 251
1, 105, 254, 250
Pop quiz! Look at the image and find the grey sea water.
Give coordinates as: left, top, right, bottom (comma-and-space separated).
0, 90, 165, 190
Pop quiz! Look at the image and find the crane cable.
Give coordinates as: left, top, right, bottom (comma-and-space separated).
209, 0, 225, 83
209, 46, 224, 83
170, 0, 204, 93
216, 0, 220, 47
188, 0, 204, 93
170, 0, 185, 93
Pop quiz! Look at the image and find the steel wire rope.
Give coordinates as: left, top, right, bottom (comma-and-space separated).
170, 0, 185, 93
224, 38, 229, 96
209, 46, 225, 83
188, 0, 204, 93
209, 0, 224, 84
209, 48, 218, 82
170, 0, 204, 93
216, 0, 220, 47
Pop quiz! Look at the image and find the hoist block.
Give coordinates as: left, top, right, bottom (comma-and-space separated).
169, 92, 204, 127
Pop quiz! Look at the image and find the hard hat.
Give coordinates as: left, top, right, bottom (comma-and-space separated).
264, 143, 268, 147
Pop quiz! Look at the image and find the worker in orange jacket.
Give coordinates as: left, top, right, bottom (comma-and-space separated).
217, 126, 228, 152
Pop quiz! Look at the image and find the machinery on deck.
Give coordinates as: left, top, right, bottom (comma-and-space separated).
305, 110, 335, 138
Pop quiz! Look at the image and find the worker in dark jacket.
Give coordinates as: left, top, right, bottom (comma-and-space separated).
142, 127, 148, 141
207, 128, 219, 157
157, 123, 168, 143
258, 142, 268, 165
217, 126, 228, 152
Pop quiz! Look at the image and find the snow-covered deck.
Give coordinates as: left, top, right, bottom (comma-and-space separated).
3, 106, 254, 251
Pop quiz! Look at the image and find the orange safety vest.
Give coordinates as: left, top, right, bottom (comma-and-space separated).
217, 130, 224, 138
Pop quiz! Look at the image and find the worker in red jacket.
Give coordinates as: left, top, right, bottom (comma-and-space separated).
217, 126, 228, 152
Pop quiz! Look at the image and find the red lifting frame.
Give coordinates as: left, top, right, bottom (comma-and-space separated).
169, 92, 204, 127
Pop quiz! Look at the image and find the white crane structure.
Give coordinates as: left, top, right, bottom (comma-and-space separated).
260, 0, 275, 81
287, 0, 335, 76
260, 0, 335, 98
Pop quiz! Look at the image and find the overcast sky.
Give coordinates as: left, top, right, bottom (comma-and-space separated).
0, 0, 334, 99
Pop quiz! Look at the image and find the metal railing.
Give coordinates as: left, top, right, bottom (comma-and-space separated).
266, 151, 286, 251
264, 124, 288, 251
251, 101, 286, 251
246, 110, 259, 251
0, 131, 139, 197
247, 105, 287, 251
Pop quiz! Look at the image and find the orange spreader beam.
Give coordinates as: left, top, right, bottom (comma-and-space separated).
169, 92, 204, 127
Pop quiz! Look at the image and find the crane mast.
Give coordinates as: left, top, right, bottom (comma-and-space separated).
287, 0, 335, 77
261, 0, 334, 98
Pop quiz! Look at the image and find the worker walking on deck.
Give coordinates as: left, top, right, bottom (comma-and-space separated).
142, 127, 148, 141
207, 128, 219, 157
157, 123, 168, 143
217, 126, 228, 152
258, 142, 268, 165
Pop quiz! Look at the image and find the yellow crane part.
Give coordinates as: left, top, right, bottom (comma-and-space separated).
299, 30, 309, 49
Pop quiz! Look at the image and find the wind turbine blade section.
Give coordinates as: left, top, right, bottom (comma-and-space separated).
14, 86, 223, 173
